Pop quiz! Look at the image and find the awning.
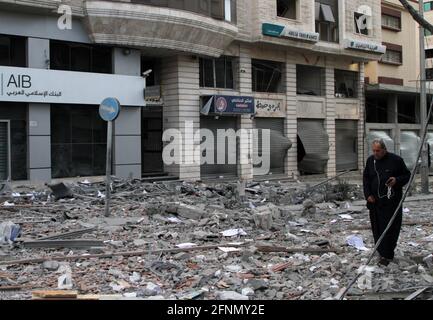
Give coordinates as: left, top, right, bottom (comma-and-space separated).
201, 95, 255, 115
320, 4, 336, 23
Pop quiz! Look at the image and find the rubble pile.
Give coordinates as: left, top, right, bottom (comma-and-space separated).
0, 178, 433, 300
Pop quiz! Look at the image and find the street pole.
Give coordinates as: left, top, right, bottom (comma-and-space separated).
419, 0, 430, 194
104, 120, 113, 217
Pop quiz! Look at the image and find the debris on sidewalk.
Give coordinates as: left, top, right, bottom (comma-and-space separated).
0, 177, 432, 300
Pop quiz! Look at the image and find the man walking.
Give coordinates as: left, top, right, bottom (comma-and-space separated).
363, 139, 411, 266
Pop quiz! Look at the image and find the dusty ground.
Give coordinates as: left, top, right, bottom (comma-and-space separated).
0, 178, 433, 300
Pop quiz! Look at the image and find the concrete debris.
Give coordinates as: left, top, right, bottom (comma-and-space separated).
0, 221, 21, 244
0, 177, 433, 300
217, 291, 249, 301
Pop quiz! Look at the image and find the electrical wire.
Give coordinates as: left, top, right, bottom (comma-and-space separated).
338, 93, 433, 300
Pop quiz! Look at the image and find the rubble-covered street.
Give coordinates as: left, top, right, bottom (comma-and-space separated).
1, 178, 433, 300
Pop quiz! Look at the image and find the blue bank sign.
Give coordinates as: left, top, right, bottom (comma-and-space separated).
201, 95, 255, 115
262, 23, 319, 43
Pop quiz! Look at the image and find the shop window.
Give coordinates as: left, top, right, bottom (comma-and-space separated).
398, 96, 418, 124
199, 56, 234, 89
335, 69, 358, 98
51, 105, 108, 179
0, 34, 26, 67
277, 0, 297, 20
0, 103, 28, 180
252, 59, 284, 93
296, 65, 325, 96
315, 0, 339, 43
50, 40, 112, 74
366, 96, 389, 123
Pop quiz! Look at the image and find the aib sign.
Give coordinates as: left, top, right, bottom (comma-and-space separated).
1, 71, 62, 98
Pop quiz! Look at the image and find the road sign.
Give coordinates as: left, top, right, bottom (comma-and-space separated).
99, 97, 121, 122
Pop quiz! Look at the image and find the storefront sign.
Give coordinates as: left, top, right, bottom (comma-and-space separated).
201, 95, 255, 115
344, 39, 386, 54
262, 23, 319, 43
0, 66, 145, 106
255, 98, 286, 118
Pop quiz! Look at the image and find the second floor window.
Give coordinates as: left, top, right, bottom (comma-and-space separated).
132, 0, 237, 23
252, 59, 284, 93
335, 70, 358, 99
315, 0, 339, 43
355, 12, 369, 36
382, 14, 401, 31
199, 56, 234, 89
50, 41, 112, 74
277, 0, 297, 20
0, 34, 26, 67
296, 65, 325, 96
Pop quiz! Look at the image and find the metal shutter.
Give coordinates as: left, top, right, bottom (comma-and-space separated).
400, 131, 421, 170
0, 122, 9, 181
298, 119, 329, 174
200, 116, 238, 177
254, 118, 292, 175
336, 120, 358, 172
367, 130, 395, 154
427, 133, 433, 174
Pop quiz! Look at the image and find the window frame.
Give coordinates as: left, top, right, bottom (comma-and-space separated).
276, 0, 298, 20
315, 0, 339, 43
334, 69, 359, 99
199, 56, 235, 90
251, 59, 285, 94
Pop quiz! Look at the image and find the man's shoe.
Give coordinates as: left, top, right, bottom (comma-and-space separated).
378, 257, 393, 266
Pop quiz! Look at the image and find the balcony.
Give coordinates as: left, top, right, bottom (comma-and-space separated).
84, 0, 239, 57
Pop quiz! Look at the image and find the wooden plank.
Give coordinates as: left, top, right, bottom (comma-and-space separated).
32, 290, 78, 299
405, 287, 429, 300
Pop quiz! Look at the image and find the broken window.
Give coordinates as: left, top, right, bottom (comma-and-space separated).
50, 40, 112, 74
426, 68, 433, 80
398, 95, 418, 124
296, 65, 325, 96
277, 0, 297, 20
335, 69, 358, 98
252, 59, 284, 93
51, 105, 107, 179
354, 12, 369, 35
315, 0, 339, 43
366, 96, 389, 123
199, 56, 234, 89
0, 34, 26, 67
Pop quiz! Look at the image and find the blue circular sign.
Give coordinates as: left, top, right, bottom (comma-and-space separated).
99, 98, 121, 122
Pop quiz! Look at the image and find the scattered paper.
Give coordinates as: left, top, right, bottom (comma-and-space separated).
81, 179, 91, 184
221, 229, 247, 237
346, 235, 369, 251
403, 208, 410, 213
176, 243, 197, 249
97, 191, 106, 198
218, 247, 240, 253
12, 193, 20, 197
339, 214, 354, 220
2, 201, 14, 207
167, 217, 182, 224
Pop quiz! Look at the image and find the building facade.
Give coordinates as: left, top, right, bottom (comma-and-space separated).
0, 0, 384, 183
365, 0, 433, 171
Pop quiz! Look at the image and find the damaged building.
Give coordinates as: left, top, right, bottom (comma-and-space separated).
365, 0, 433, 170
0, 0, 385, 183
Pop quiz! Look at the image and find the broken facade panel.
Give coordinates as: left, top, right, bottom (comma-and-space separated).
400, 131, 421, 170
335, 120, 358, 172
253, 118, 292, 175
297, 119, 330, 174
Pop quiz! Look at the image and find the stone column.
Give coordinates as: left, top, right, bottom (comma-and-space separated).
27, 37, 51, 182
238, 44, 253, 181
325, 66, 337, 178
285, 53, 298, 179
112, 48, 142, 179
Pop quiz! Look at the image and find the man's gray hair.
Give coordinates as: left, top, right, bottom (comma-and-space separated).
372, 139, 387, 150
